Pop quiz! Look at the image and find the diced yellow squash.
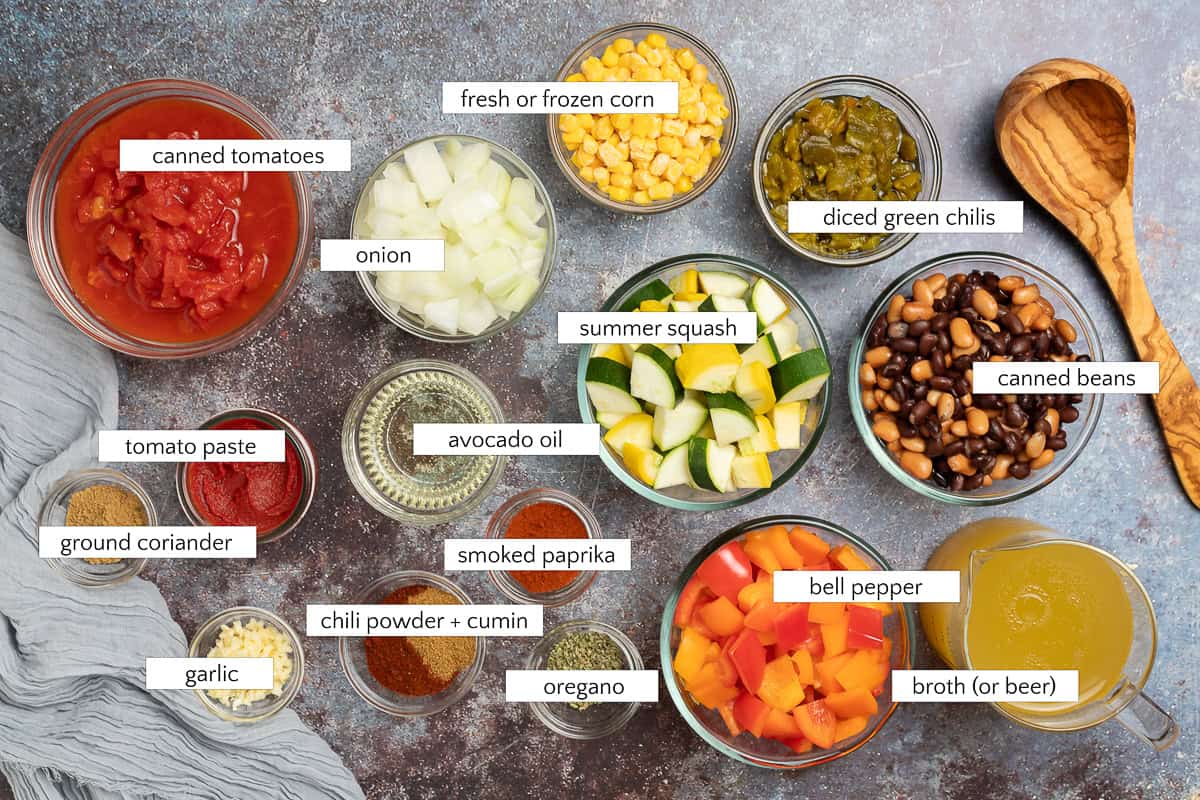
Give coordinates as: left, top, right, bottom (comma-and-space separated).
674, 343, 740, 393
668, 268, 700, 296
769, 401, 808, 450
622, 442, 663, 485
697, 418, 716, 440
595, 343, 630, 367
673, 291, 708, 303
737, 416, 780, 456
639, 299, 669, 312
731, 453, 772, 489
734, 361, 776, 414
604, 412, 653, 452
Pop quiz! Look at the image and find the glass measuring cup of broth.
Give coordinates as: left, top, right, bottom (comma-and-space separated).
920, 518, 1178, 749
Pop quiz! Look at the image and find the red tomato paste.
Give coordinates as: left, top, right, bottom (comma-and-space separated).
53, 97, 299, 342
185, 418, 303, 535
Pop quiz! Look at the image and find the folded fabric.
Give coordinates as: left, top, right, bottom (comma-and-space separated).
0, 225, 364, 800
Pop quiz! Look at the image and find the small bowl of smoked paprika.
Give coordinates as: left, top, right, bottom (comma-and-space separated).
176, 408, 317, 544
27, 78, 314, 359
484, 487, 603, 607
337, 571, 486, 717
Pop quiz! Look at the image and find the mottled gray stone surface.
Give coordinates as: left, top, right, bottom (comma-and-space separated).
2, 1, 1198, 798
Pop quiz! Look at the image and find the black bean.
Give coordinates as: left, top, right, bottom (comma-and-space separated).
1069, 394, 1083, 404
894, 337, 919, 354
911, 400, 933, 424
937, 332, 952, 353
931, 312, 952, 331
1010, 335, 1032, 356
918, 333, 937, 355
930, 376, 954, 392
951, 474, 966, 491
926, 438, 945, 457
931, 349, 947, 375
944, 440, 966, 457
965, 437, 986, 456
1047, 434, 1068, 451
931, 468, 951, 488
1005, 404, 1027, 428
954, 377, 971, 396
1036, 417, 1051, 437
1061, 406, 1079, 423
888, 322, 909, 339
989, 418, 1006, 440
898, 420, 916, 437
881, 362, 902, 379
908, 320, 931, 338
1004, 432, 1020, 454
1010, 461, 1031, 479
952, 355, 973, 373
975, 454, 996, 474
1000, 312, 1025, 334
963, 474, 985, 490
1076, 354, 1091, 363
913, 384, 929, 401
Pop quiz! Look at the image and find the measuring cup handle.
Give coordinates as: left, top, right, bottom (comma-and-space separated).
1115, 689, 1180, 751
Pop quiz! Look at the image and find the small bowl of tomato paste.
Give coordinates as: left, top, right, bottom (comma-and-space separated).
27, 79, 313, 358
176, 408, 317, 543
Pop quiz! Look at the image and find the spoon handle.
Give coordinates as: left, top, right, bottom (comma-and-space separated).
1089, 191, 1200, 509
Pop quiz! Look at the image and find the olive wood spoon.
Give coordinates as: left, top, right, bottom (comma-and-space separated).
996, 58, 1200, 509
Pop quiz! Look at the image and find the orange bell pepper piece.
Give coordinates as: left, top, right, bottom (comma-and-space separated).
762, 707, 803, 739
743, 539, 783, 573
672, 627, 713, 684
757, 655, 805, 711
788, 526, 831, 565
820, 614, 850, 659
793, 699, 837, 749
717, 700, 741, 737
690, 679, 741, 709
835, 649, 887, 692
783, 737, 813, 753
834, 714, 870, 743
808, 602, 846, 625
814, 652, 854, 694
760, 525, 804, 570
824, 687, 879, 718
743, 599, 779, 633
736, 578, 773, 613
697, 595, 745, 637
790, 647, 815, 685
829, 544, 871, 571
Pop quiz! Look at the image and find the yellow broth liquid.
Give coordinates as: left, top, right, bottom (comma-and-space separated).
965, 541, 1134, 716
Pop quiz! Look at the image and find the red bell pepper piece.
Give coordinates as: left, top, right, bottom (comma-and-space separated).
793, 699, 837, 750
846, 604, 885, 650
726, 628, 767, 693
717, 700, 741, 737
732, 691, 771, 738
783, 737, 813, 754
696, 541, 755, 604
674, 575, 707, 627
773, 603, 810, 651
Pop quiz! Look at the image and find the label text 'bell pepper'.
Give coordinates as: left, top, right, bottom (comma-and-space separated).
306, 604, 543, 637
505, 670, 660, 702
443, 82, 678, 114
411, 423, 600, 455
972, 361, 1160, 394
774, 570, 960, 603
893, 670, 1079, 703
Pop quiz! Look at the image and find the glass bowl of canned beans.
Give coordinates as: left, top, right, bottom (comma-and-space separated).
848, 252, 1104, 505
547, 22, 738, 214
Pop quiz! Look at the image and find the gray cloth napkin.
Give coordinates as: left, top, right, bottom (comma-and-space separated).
0, 225, 365, 800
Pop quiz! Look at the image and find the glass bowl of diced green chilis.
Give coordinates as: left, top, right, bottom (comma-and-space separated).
752, 75, 942, 267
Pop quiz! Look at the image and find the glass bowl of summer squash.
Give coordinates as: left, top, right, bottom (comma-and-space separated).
576, 254, 831, 511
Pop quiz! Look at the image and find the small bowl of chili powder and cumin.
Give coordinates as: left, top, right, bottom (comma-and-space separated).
38, 468, 156, 587
338, 571, 485, 717
485, 487, 602, 607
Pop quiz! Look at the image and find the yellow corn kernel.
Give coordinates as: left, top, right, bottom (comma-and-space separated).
630, 115, 655, 137
648, 180, 675, 200
611, 113, 633, 131
581, 56, 605, 81
582, 134, 599, 155
644, 47, 665, 67
645, 32, 667, 48
664, 159, 684, 183
674, 176, 694, 193
616, 141, 630, 160
656, 135, 681, 158
593, 166, 610, 186
693, 162, 711, 180
709, 140, 721, 157
661, 118, 687, 137
610, 172, 633, 189
662, 62, 683, 81
615, 66, 632, 81
613, 37, 635, 53
679, 146, 701, 161
565, 72, 585, 83
613, 160, 634, 175
626, 52, 648, 68
579, 165, 595, 183
593, 117, 614, 140
683, 126, 702, 148
633, 65, 662, 82
617, 128, 632, 142
601, 46, 619, 67
576, 113, 594, 130
562, 128, 585, 147
695, 123, 717, 139
572, 149, 595, 168
682, 158, 702, 177
675, 48, 696, 70
679, 85, 700, 106
607, 185, 633, 202
649, 152, 671, 177
559, 114, 579, 133
633, 168, 655, 189
690, 64, 708, 84
635, 40, 653, 59
701, 86, 724, 105
632, 190, 652, 205
597, 142, 623, 167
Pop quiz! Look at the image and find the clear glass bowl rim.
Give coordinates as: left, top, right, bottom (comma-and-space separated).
575, 252, 832, 510
751, 74, 943, 267
25, 77, 315, 359
659, 514, 916, 768
352, 133, 559, 343
847, 251, 1105, 505
546, 21, 740, 215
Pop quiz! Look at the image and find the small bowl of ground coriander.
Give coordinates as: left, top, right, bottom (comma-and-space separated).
525, 620, 643, 739
38, 468, 155, 587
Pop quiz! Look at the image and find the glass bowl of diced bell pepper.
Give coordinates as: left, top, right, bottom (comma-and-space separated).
577, 254, 831, 511
661, 516, 915, 768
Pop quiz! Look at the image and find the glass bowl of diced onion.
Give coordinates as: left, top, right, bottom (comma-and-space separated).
352, 134, 558, 342
576, 254, 831, 511
547, 22, 739, 214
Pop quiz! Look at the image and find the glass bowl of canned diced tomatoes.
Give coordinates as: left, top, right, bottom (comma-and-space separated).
661, 515, 915, 767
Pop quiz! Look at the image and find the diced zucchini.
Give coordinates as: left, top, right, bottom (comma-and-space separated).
697, 418, 716, 440
669, 300, 702, 313
734, 361, 776, 414
748, 278, 789, 327
630, 344, 683, 409
593, 343, 630, 367
619, 279, 674, 312
769, 401, 808, 449
652, 395, 708, 451
698, 271, 750, 297
658, 343, 682, 359
687, 437, 737, 493
596, 410, 632, 430
674, 344, 740, 393
698, 295, 750, 313
603, 412, 653, 453
706, 392, 759, 446
585, 357, 641, 415
764, 317, 800, 355
653, 442, 691, 490
737, 415, 781, 455
622, 442, 663, 485
731, 453, 773, 489
739, 333, 781, 368
770, 348, 831, 404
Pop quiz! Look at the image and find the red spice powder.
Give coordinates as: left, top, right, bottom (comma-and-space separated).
503, 500, 587, 594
